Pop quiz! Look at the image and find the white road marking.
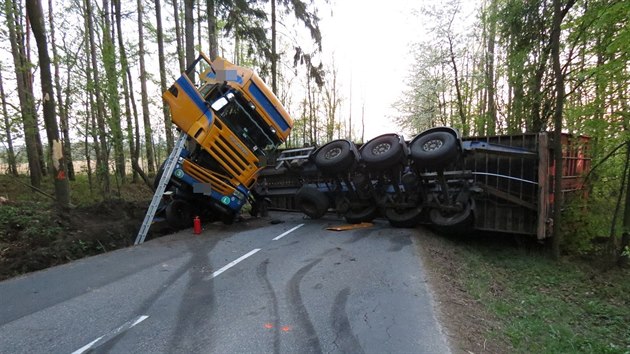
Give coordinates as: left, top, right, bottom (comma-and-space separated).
272, 223, 305, 241
209, 248, 261, 279
71, 336, 104, 354
71, 315, 149, 354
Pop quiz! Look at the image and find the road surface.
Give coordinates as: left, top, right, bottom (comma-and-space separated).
0, 212, 450, 353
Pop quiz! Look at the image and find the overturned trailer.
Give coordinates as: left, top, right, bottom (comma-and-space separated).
255, 128, 590, 239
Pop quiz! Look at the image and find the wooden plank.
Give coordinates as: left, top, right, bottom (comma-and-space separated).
483, 185, 537, 210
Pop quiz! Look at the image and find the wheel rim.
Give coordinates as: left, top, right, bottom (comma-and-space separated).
324, 147, 342, 160
430, 201, 472, 226
422, 139, 443, 151
372, 142, 391, 155
302, 200, 317, 215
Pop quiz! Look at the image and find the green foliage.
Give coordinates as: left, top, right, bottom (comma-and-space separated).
0, 203, 63, 245
456, 239, 630, 353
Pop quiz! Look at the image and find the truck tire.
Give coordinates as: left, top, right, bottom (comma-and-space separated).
410, 131, 459, 169
314, 140, 355, 174
165, 199, 193, 229
429, 200, 473, 227
296, 186, 329, 219
344, 204, 378, 224
384, 206, 423, 228
360, 134, 405, 170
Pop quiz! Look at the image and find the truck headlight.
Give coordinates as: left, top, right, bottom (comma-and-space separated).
233, 189, 245, 201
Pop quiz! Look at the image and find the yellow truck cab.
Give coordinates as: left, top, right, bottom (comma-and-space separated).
161, 53, 293, 225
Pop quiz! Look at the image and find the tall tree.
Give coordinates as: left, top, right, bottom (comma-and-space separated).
48, 0, 75, 181
444, 5, 468, 135
207, 0, 218, 59
5, 0, 43, 187
101, 0, 126, 181
184, 0, 195, 68
85, 0, 111, 195
270, 0, 322, 95
25, 0, 71, 208
550, 0, 576, 258
0, 66, 18, 176
322, 61, 341, 142
484, 0, 498, 135
138, 0, 156, 174
173, 0, 186, 72
155, 0, 175, 152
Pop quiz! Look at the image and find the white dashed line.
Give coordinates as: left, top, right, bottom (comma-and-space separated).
71, 315, 149, 354
272, 223, 305, 241
209, 248, 261, 279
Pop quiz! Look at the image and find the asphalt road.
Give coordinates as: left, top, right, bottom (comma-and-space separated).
0, 212, 450, 354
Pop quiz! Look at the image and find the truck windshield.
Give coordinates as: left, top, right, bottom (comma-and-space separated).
214, 92, 281, 157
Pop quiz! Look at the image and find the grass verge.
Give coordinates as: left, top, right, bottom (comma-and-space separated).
417, 230, 630, 354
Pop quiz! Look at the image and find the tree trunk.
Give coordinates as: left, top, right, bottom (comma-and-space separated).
113, 0, 140, 183
137, 0, 156, 174
485, 0, 497, 135
173, 0, 185, 73
0, 68, 18, 176
155, 0, 174, 152
84, 100, 93, 194
550, 0, 565, 260
25, 12, 48, 178
448, 34, 468, 136
84, 13, 101, 176
5, 0, 42, 187
184, 0, 195, 68
26, 0, 71, 209
207, 0, 217, 60
47, 0, 75, 180
196, 0, 202, 52
102, 0, 126, 181
85, 0, 111, 196
270, 0, 277, 94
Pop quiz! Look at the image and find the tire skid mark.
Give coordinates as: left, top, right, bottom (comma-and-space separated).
166, 239, 220, 352
95, 237, 223, 353
93, 239, 221, 353
343, 227, 376, 244
330, 288, 364, 354
257, 259, 280, 354
287, 258, 323, 354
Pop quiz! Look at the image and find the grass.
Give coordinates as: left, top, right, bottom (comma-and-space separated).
454, 237, 630, 353
0, 173, 153, 205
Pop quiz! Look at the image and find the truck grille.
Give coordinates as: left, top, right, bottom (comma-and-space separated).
182, 159, 234, 196
206, 131, 255, 181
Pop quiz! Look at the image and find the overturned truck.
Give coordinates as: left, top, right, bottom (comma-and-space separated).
256, 128, 590, 239
157, 53, 293, 226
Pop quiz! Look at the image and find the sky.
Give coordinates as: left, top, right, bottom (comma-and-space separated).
318, 0, 428, 140
315, 0, 480, 141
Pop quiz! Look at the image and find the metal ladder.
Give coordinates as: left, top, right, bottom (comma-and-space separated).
134, 132, 187, 245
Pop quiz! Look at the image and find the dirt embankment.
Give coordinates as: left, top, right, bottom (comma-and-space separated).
0, 199, 153, 281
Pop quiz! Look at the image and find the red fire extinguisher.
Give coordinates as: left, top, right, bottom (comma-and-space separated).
193, 216, 202, 235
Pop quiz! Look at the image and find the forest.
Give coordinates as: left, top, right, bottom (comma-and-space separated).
0, 0, 629, 262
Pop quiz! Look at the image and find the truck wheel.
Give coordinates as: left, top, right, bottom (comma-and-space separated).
165, 199, 193, 229
295, 186, 329, 219
429, 200, 473, 227
314, 140, 355, 174
384, 206, 422, 228
360, 134, 405, 170
410, 131, 459, 169
344, 204, 378, 224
